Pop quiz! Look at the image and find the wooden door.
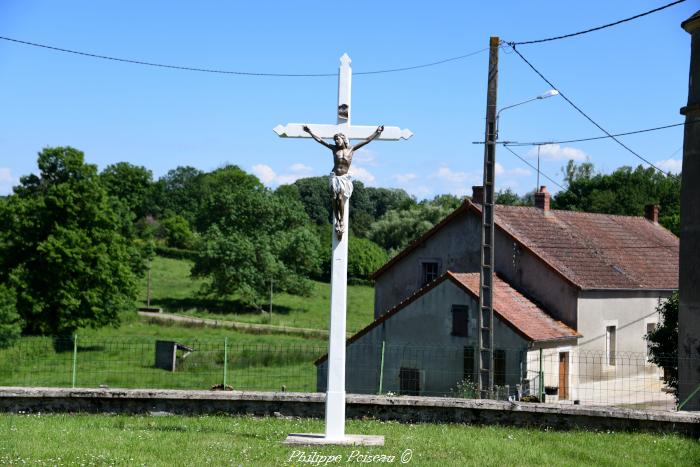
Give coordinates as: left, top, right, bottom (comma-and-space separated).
559, 352, 569, 400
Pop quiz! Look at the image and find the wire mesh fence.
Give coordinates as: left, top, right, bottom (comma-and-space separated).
0, 336, 684, 411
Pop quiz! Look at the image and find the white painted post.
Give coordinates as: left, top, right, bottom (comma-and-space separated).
325, 203, 349, 439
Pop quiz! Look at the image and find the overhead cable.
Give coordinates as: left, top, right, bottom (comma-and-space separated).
0, 35, 487, 77
512, 0, 686, 46
506, 43, 666, 173
502, 121, 690, 147
501, 145, 566, 191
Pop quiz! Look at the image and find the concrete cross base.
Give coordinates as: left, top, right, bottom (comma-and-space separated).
282, 433, 385, 446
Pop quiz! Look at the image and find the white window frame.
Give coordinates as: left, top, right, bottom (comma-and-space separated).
644, 317, 659, 366
604, 320, 618, 368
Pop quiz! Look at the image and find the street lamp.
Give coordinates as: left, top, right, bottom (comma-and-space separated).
495, 89, 559, 139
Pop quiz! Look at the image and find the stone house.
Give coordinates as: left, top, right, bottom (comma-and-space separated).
316, 271, 578, 397
317, 186, 679, 403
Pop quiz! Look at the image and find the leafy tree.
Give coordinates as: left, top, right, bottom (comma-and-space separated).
553, 161, 681, 235
287, 177, 417, 238
159, 214, 196, 250
194, 165, 266, 232
315, 225, 388, 280
369, 200, 457, 255
289, 176, 331, 225
646, 292, 678, 398
429, 194, 461, 210
100, 162, 154, 219
154, 166, 205, 226
366, 187, 416, 219
192, 186, 320, 308
495, 188, 526, 206
0, 147, 139, 337
0, 284, 22, 348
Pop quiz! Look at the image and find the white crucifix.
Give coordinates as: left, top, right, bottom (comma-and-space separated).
275, 54, 412, 445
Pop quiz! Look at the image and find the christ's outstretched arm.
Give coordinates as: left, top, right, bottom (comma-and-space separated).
303, 125, 334, 149
351, 125, 384, 151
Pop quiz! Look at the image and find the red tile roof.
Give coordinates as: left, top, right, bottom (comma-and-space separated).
315, 271, 579, 365
450, 272, 580, 342
492, 205, 679, 289
371, 200, 679, 290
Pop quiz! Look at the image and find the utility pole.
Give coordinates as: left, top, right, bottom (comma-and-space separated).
479, 36, 499, 396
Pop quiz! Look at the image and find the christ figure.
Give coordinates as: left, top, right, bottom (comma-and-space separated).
302, 125, 384, 239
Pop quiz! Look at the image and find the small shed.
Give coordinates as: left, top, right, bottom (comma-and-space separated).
155, 340, 195, 372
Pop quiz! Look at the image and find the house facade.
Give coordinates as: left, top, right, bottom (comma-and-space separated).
316, 272, 578, 397
351, 186, 678, 404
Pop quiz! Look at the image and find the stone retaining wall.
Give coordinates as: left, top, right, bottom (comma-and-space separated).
1, 387, 697, 436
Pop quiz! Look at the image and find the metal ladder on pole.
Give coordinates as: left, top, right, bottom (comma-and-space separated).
479, 36, 499, 396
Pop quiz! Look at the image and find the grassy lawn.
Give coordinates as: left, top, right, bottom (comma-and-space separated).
0, 316, 326, 392
1, 413, 698, 466
140, 256, 375, 333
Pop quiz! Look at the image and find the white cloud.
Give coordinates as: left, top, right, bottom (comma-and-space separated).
509, 167, 532, 177
655, 158, 682, 174
0, 168, 17, 195
252, 163, 316, 186
432, 166, 479, 184
252, 164, 276, 184
495, 162, 504, 176
349, 166, 376, 185
289, 163, 313, 174
353, 148, 378, 167
530, 144, 587, 161
0, 168, 12, 183
393, 173, 417, 183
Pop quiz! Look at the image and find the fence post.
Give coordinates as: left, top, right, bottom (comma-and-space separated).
378, 341, 386, 395
223, 337, 228, 388
539, 348, 544, 402
71, 334, 78, 388
678, 383, 700, 411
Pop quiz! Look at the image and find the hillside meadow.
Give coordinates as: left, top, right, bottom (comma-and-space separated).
139, 255, 376, 333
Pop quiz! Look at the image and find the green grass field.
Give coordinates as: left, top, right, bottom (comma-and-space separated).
1, 413, 697, 466
140, 256, 375, 333
0, 255, 376, 392
0, 314, 326, 392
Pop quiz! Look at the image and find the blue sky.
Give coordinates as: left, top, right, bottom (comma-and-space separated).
0, 1, 695, 198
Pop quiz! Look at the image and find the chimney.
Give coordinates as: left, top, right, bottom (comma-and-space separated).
534, 186, 550, 212
644, 204, 659, 224
471, 186, 484, 204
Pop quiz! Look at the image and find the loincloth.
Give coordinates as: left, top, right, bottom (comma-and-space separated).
329, 172, 353, 199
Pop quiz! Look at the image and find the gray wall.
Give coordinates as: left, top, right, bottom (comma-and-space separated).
320, 280, 529, 396
494, 231, 579, 329
373, 211, 481, 318
3, 387, 698, 436
576, 290, 672, 383
373, 208, 579, 330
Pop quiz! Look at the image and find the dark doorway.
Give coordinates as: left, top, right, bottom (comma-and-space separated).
399, 367, 420, 395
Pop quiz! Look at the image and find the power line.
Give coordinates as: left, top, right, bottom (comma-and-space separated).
471, 121, 691, 146
0, 35, 488, 77
502, 121, 689, 146
355, 48, 489, 75
512, 0, 686, 46
502, 144, 566, 191
506, 43, 666, 173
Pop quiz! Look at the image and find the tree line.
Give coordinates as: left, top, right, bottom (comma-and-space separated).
0, 147, 681, 346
